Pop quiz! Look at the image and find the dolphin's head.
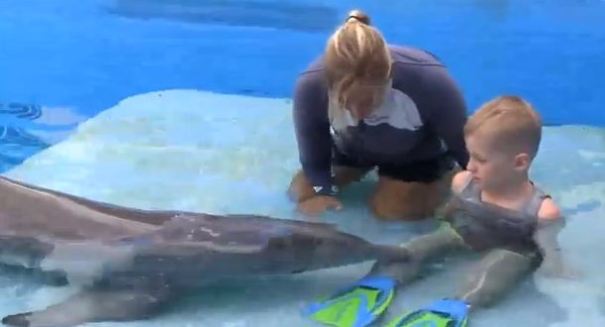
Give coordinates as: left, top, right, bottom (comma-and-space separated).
116, 214, 406, 279
259, 222, 379, 273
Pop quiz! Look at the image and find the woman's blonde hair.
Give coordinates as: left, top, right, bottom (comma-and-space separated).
325, 10, 392, 118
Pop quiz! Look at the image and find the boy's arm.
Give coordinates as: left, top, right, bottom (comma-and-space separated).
435, 170, 469, 220
533, 198, 573, 278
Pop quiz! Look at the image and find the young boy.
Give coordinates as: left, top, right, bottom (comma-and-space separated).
305, 96, 571, 326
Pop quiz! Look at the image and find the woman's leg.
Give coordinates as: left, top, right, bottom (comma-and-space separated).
369, 155, 458, 220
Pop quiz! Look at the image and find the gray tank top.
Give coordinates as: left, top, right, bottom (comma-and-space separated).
446, 175, 549, 251
459, 175, 548, 216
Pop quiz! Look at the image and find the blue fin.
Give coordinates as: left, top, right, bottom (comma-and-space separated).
385, 298, 469, 327
302, 275, 397, 327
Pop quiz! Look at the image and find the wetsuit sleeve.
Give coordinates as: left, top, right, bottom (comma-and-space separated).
292, 72, 336, 196
422, 70, 469, 169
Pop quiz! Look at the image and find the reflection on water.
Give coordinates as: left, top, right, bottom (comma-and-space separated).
0, 102, 85, 172
106, 0, 338, 32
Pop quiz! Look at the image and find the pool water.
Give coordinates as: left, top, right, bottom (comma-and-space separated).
1, 89, 603, 326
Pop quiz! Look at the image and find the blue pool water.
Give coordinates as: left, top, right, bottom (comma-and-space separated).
0, 0, 604, 326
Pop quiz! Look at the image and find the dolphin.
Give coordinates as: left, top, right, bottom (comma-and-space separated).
0, 176, 410, 327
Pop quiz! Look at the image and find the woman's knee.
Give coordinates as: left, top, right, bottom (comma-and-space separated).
369, 176, 451, 220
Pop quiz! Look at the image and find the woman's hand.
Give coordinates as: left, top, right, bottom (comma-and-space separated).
297, 195, 343, 217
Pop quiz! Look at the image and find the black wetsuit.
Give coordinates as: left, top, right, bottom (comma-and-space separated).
293, 45, 469, 195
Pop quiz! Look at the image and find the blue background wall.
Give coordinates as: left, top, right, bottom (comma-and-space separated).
0, 0, 604, 169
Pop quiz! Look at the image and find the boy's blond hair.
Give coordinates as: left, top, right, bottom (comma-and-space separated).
465, 96, 543, 159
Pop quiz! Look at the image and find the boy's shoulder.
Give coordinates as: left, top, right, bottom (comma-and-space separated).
533, 181, 562, 221
450, 170, 562, 221
450, 170, 472, 194
538, 197, 561, 221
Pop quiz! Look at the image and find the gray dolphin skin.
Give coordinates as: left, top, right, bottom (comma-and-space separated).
0, 176, 409, 327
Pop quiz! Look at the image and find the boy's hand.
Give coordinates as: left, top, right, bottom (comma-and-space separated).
297, 195, 343, 217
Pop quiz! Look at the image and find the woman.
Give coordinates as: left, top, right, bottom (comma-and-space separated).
288, 10, 469, 220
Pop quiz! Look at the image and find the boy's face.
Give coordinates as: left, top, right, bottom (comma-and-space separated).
465, 130, 530, 191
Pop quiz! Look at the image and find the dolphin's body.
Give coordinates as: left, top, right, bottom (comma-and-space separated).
0, 176, 409, 327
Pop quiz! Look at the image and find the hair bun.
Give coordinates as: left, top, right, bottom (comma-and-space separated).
346, 10, 371, 25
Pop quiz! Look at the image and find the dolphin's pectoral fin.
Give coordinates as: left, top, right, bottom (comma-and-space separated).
1, 285, 173, 327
